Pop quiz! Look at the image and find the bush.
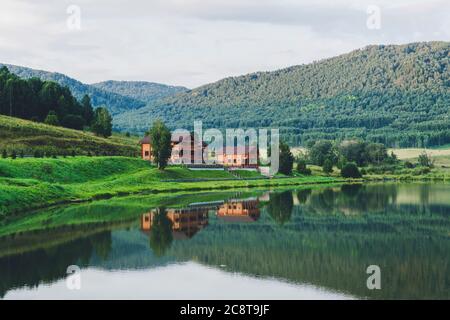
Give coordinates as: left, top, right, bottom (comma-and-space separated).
418, 152, 433, 168
44, 110, 60, 126
1, 150, 7, 159
61, 114, 85, 130
10, 150, 17, 159
322, 158, 333, 174
404, 161, 414, 169
341, 162, 362, 178
412, 167, 431, 176
296, 159, 311, 175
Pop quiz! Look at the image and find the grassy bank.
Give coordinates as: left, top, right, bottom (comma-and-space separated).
0, 156, 341, 217
0, 115, 139, 156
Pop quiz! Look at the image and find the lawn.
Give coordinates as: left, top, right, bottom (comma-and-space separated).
0, 156, 341, 217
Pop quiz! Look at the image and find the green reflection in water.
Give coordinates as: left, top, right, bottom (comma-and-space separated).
0, 183, 449, 299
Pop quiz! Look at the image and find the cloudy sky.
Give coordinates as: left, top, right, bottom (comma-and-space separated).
0, 0, 449, 88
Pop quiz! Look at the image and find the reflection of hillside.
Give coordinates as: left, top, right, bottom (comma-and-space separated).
170, 218, 450, 299
0, 220, 132, 259
141, 207, 209, 239
296, 184, 450, 217
217, 199, 260, 223
0, 230, 112, 299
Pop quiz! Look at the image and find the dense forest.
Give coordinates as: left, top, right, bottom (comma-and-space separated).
0, 66, 95, 130
92, 80, 187, 104
114, 42, 450, 148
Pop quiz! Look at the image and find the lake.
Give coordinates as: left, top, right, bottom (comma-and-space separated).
0, 183, 449, 299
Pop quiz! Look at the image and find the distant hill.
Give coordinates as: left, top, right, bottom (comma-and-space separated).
0, 65, 187, 116
114, 41, 450, 148
0, 115, 138, 156
92, 80, 187, 105
0, 64, 146, 115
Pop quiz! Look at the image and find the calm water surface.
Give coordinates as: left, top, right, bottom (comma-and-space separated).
0, 183, 449, 299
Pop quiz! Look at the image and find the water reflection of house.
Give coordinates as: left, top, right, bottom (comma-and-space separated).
141, 207, 209, 239
217, 199, 260, 222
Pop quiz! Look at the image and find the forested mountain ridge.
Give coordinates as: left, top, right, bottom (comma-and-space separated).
114, 41, 450, 148
0, 64, 146, 115
92, 80, 188, 105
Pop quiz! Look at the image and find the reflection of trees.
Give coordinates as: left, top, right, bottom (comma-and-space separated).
267, 192, 293, 225
0, 230, 111, 298
305, 185, 398, 215
297, 189, 312, 204
91, 232, 112, 260
340, 184, 362, 198
149, 208, 174, 257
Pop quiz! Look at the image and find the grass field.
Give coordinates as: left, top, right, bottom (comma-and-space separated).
0, 115, 139, 156
0, 156, 341, 217
389, 148, 450, 160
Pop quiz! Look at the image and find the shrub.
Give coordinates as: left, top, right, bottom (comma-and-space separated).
296, 159, 311, 175
404, 161, 414, 169
10, 150, 17, 159
341, 162, 362, 178
412, 167, 431, 176
1, 150, 7, 159
418, 152, 433, 168
322, 158, 333, 174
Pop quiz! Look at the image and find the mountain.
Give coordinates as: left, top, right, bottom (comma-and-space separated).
91, 80, 188, 105
114, 41, 450, 148
0, 64, 146, 115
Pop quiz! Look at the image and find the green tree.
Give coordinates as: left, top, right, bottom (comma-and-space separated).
322, 158, 333, 174
418, 152, 433, 168
81, 95, 95, 125
62, 114, 85, 130
341, 162, 362, 178
92, 107, 112, 137
44, 110, 60, 126
148, 120, 172, 170
309, 140, 337, 166
278, 141, 294, 175
296, 159, 311, 175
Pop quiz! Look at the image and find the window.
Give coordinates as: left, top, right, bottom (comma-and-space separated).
144, 151, 149, 156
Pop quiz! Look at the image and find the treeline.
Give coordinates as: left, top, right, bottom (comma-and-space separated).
296, 139, 398, 178
0, 66, 112, 137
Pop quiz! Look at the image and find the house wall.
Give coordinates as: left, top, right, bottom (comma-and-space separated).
141, 143, 152, 161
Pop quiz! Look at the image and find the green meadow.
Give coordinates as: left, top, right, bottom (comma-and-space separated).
0, 156, 340, 217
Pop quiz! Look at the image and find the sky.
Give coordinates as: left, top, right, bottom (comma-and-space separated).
0, 0, 449, 88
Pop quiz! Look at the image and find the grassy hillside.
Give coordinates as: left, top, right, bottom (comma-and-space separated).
92, 80, 187, 104
0, 115, 139, 156
115, 42, 450, 148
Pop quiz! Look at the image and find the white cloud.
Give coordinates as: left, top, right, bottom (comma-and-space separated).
0, 0, 448, 88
